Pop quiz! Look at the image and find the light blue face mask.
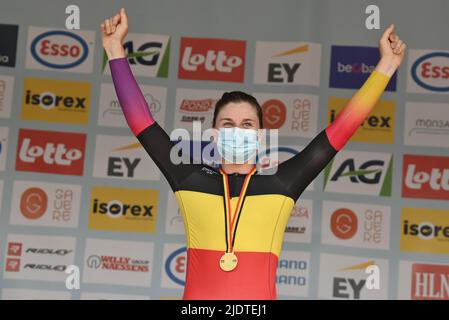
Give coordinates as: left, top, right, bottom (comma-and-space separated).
216, 127, 260, 164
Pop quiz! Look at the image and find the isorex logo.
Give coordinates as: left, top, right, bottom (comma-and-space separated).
15, 128, 86, 176
402, 154, 449, 200
30, 30, 88, 69
411, 52, 449, 92
165, 246, 187, 286
178, 37, 245, 82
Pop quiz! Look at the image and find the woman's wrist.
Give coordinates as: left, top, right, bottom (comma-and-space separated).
105, 41, 126, 60
375, 57, 398, 77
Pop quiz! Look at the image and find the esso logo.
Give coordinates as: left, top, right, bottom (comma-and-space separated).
165, 247, 187, 286
30, 30, 88, 69
411, 52, 449, 92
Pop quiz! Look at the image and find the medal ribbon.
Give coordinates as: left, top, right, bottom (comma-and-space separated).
219, 166, 257, 253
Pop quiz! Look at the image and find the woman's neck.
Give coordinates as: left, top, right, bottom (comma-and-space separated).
220, 162, 256, 174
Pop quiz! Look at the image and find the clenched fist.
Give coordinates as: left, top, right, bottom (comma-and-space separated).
101, 8, 128, 60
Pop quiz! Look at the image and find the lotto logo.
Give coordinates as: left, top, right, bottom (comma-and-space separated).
15, 128, 86, 176
178, 37, 245, 82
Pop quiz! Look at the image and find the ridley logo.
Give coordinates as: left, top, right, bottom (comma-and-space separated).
402, 154, 449, 200
178, 37, 245, 82
15, 128, 86, 176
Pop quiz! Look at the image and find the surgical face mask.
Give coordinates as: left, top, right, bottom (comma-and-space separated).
216, 127, 260, 164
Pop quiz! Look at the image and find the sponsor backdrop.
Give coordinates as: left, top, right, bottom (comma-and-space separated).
0, 0, 448, 300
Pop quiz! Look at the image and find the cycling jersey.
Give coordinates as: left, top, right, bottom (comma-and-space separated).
109, 57, 391, 300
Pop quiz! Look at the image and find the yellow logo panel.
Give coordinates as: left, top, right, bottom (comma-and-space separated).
400, 207, 449, 255
327, 97, 395, 144
22, 77, 90, 124
89, 186, 159, 233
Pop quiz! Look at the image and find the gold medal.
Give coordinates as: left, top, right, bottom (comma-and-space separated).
219, 252, 238, 271
218, 166, 257, 272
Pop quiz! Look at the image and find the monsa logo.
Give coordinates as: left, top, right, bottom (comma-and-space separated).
178, 37, 245, 82
30, 30, 88, 69
411, 52, 449, 92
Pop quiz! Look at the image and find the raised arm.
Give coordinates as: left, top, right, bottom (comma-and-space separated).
326, 24, 405, 150
101, 8, 155, 135
101, 8, 194, 189
276, 24, 406, 200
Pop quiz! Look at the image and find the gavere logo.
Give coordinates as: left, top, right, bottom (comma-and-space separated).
26, 26, 95, 73
10, 180, 82, 228
403, 154, 449, 200
15, 128, 86, 176
322, 201, 390, 250
254, 92, 319, 138
21, 77, 91, 124
401, 207, 449, 254
253, 42, 321, 86
178, 37, 245, 82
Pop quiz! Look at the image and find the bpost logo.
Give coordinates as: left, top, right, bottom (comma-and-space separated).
329, 45, 397, 91
102, 33, 170, 77
322, 201, 390, 250
88, 186, 158, 233
10, 180, 82, 228
407, 50, 449, 93
26, 26, 94, 73
22, 77, 90, 124
328, 97, 395, 144
402, 154, 449, 200
404, 102, 449, 149
178, 37, 245, 82
411, 264, 449, 300
253, 41, 321, 86
401, 207, 449, 255
323, 151, 392, 196
0, 24, 19, 67
15, 128, 86, 176
254, 92, 319, 138
161, 245, 187, 288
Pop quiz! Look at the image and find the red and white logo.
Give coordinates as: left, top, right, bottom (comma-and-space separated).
178, 37, 245, 82
411, 263, 449, 300
7, 242, 22, 256
15, 128, 86, 176
402, 154, 449, 200
330, 208, 358, 240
